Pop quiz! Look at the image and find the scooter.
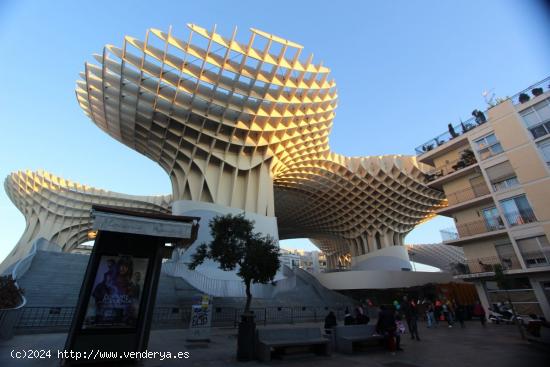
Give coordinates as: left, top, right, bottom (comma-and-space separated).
488, 305, 529, 324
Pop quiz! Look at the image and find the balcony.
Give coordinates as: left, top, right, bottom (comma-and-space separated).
425, 150, 477, 183
445, 183, 490, 206
522, 249, 550, 268
503, 209, 537, 227
451, 255, 521, 277
415, 76, 550, 156
441, 217, 505, 243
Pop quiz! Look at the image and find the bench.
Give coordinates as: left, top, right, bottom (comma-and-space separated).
256, 327, 331, 362
334, 324, 384, 354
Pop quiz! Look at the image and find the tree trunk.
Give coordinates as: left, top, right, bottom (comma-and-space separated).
245, 279, 252, 313
506, 290, 525, 340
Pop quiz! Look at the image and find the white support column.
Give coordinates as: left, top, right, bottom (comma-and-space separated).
474, 281, 491, 314
529, 276, 550, 320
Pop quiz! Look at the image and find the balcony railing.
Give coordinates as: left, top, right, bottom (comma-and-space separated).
457, 217, 505, 237
503, 209, 537, 227
441, 217, 505, 241
416, 76, 550, 155
445, 183, 490, 206
510, 76, 550, 106
425, 155, 477, 182
451, 255, 521, 276
522, 249, 550, 268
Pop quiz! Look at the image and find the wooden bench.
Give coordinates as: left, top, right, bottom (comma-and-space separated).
256, 327, 331, 362
334, 324, 384, 354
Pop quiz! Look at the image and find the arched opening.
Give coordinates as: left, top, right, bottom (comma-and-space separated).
375, 232, 382, 250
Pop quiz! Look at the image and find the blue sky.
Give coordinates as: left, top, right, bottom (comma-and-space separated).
0, 0, 549, 260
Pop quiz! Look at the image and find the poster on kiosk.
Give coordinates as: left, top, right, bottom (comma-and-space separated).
62, 206, 199, 365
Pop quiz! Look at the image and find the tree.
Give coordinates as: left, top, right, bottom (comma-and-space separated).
0, 275, 24, 309
188, 213, 280, 313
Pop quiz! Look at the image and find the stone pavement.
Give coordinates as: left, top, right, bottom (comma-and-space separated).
1, 321, 548, 366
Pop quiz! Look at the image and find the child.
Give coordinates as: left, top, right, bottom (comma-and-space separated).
395, 313, 406, 351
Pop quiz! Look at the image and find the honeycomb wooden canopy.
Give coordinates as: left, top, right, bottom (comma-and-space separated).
74, 24, 445, 264
4, 170, 171, 266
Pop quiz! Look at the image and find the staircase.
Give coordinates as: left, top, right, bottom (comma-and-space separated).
16, 251, 203, 308
16, 251, 354, 310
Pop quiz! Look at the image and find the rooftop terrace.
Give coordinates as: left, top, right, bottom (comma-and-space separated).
415, 76, 550, 155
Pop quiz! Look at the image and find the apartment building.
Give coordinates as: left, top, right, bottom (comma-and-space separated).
279, 249, 327, 273
415, 77, 550, 319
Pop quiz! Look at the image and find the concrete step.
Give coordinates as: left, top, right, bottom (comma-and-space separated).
17, 251, 203, 308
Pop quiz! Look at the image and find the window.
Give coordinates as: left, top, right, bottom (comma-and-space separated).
494, 241, 519, 270
537, 138, 550, 166
482, 207, 504, 230
492, 176, 519, 192
516, 235, 550, 268
520, 98, 550, 139
485, 161, 518, 192
499, 195, 536, 226
475, 133, 503, 160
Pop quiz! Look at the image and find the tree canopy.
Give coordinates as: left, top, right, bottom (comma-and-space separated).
188, 213, 280, 312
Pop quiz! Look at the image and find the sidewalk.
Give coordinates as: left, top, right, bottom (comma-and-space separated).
1, 321, 548, 366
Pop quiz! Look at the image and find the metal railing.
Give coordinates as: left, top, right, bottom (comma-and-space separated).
440, 228, 459, 241
456, 218, 505, 237
162, 261, 297, 298
521, 249, 550, 268
441, 218, 504, 241
425, 156, 477, 182
510, 76, 550, 106
445, 183, 490, 206
503, 209, 537, 227
12, 305, 354, 334
416, 76, 550, 155
452, 255, 521, 276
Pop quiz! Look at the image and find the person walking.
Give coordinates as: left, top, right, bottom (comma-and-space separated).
426, 302, 435, 328
455, 302, 466, 328
434, 299, 442, 327
401, 296, 421, 341
324, 311, 337, 334
376, 305, 397, 354
395, 313, 406, 351
473, 301, 486, 327
443, 300, 454, 328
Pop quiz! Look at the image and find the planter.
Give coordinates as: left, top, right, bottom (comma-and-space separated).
518, 93, 530, 103
237, 313, 256, 361
531, 88, 543, 97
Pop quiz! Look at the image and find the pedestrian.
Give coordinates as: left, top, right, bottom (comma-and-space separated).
395, 313, 406, 351
473, 301, 486, 327
434, 299, 442, 327
376, 305, 397, 354
401, 296, 421, 341
455, 302, 465, 328
355, 304, 369, 324
344, 307, 354, 325
426, 302, 435, 328
443, 300, 454, 328
324, 311, 337, 334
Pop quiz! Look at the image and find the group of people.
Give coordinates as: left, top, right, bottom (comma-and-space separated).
424, 299, 462, 328
376, 296, 421, 353
323, 304, 370, 332
324, 296, 489, 355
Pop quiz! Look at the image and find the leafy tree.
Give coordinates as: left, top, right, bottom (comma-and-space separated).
0, 275, 24, 309
188, 213, 280, 313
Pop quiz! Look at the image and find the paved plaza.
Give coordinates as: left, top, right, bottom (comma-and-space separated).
1, 321, 548, 367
